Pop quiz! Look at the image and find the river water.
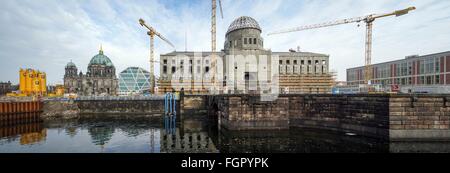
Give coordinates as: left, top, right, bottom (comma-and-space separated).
0, 114, 447, 153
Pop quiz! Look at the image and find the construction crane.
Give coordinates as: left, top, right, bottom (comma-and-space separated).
139, 18, 175, 94
268, 7, 416, 85
211, 0, 223, 92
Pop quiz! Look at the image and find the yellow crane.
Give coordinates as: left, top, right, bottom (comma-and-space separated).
268, 7, 416, 85
211, 0, 223, 92
139, 18, 175, 94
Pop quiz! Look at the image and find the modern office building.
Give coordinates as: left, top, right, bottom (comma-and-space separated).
346, 51, 450, 93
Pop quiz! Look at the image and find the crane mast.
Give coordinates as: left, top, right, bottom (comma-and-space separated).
268, 7, 415, 85
211, 0, 223, 93
139, 18, 175, 94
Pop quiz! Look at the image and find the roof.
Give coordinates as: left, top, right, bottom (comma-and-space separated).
89, 49, 114, 67
226, 16, 262, 35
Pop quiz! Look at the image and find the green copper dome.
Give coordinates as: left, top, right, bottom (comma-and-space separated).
66, 61, 76, 68
89, 48, 114, 67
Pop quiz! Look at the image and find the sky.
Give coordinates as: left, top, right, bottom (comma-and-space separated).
0, 0, 449, 84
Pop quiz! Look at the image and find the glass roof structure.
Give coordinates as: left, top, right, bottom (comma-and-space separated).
118, 67, 151, 95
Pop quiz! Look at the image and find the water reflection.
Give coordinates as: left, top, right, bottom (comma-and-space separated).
0, 123, 47, 145
0, 114, 448, 153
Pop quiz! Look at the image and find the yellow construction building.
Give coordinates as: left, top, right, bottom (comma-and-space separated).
18, 68, 47, 96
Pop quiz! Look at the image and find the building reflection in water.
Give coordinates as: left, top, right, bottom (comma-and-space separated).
87, 124, 115, 148
0, 122, 47, 145
160, 118, 218, 153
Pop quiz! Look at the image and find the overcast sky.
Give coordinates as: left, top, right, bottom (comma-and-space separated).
1, 0, 449, 84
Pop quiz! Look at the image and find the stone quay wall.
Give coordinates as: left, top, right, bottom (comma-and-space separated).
389, 95, 450, 141
289, 94, 389, 139
210, 94, 450, 141
75, 99, 167, 115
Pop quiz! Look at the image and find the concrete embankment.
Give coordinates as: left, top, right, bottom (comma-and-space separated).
41, 100, 80, 120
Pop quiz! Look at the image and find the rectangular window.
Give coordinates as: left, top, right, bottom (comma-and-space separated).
315, 60, 319, 65
248, 38, 252, 44
205, 66, 210, 73
197, 60, 201, 64
180, 60, 184, 65
171, 66, 176, 73
294, 60, 297, 64
435, 59, 440, 73
197, 66, 201, 73
206, 60, 209, 64
244, 38, 247, 44
286, 60, 290, 64
308, 60, 312, 65
279, 60, 283, 65
253, 38, 257, 44
163, 66, 167, 74
163, 59, 167, 64
301, 60, 304, 65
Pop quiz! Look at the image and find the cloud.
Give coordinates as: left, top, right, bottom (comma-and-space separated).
0, 0, 449, 84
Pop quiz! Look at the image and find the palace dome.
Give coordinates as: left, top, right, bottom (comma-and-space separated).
226, 16, 261, 35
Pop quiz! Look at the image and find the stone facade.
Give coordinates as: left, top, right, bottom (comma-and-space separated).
64, 48, 118, 96
0, 81, 12, 95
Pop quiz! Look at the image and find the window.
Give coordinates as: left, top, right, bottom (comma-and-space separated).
315, 60, 319, 65
322, 60, 326, 65
248, 38, 252, 44
294, 60, 298, 64
163, 66, 167, 74
436, 75, 440, 84
180, 60, 184, 65
205, 60, 209, 64
189, 60, 192, 64
253, 38, 257, 44
205, 66, 210, 73
171, 66, 176, 73
435, 58, 440, 73
163, 59, 167, 64
244, 38, 247, 44
426, 76, 432, 85
286, 60, 290, 65
279, 60, 283, 65
172, 60, 175, 64
197, 66, 201, 73
197, 60, 201, 64
189, 66, 193, 73
301, 60, 304, 65
308, 60, 312, 65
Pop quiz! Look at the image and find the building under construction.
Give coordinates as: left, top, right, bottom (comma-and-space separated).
18, 68, 47, 96
158, 16, 334, 94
